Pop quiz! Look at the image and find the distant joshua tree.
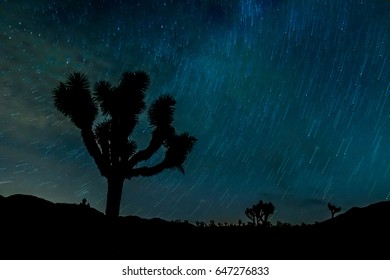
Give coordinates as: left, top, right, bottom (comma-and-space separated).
328, 203, 341, 219
276, 221, 292, 228
245, 200, 275, 227
53, 72, 196, 218
80, 198, 90, 207
245, 207, 256, 225
195, 221, 206, 227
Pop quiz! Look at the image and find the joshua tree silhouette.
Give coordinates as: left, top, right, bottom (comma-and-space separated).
80, 198, 90, 207
327, 203, 341, 219
245, 207, 256, 225
53, 72, 196, 218
245, 200, 275, 226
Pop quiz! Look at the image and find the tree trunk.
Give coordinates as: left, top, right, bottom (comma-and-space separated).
105, 176, 125, 218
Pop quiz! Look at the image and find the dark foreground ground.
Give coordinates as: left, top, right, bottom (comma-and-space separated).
1, 194, 389, 260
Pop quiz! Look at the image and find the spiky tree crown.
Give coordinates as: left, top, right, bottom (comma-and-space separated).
53, 72, 97, 129
53, 71, 196, 177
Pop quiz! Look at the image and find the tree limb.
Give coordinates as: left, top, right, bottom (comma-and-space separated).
81, 128, 108, 177
127, 162, 168, 178
128, 128, 173, 167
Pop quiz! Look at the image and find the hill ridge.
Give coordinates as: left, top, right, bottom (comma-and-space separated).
0, 193, 389, 259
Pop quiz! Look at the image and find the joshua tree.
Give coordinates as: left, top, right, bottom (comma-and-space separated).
195, 221, 205, 227
245, 200, 275, 226
328, 203, 341, 219
245, 207, 256, 225
53, 72, 196, 218
80, 198, 90, 207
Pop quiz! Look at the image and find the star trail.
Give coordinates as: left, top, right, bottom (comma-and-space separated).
0, 0, 389, 225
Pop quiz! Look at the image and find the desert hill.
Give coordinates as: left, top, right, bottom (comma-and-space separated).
0, 194, 389, 259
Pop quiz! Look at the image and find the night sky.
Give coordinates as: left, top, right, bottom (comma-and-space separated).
1, 0, 389, 225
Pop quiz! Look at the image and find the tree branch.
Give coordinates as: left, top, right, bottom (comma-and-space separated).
81, 128, 108, 177
127, 162, 168, 178
128, 128, 173, 167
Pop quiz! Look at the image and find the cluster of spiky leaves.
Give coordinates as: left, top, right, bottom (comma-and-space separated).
53, 73, 97, 129
148, 95, 176, 129
94, 72, 149, 136
164, 133, 197, 173
53, 71, 196, 178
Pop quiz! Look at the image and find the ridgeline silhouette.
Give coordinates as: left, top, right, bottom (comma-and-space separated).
52, 72, 196, 217
1, 194, 390, 259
